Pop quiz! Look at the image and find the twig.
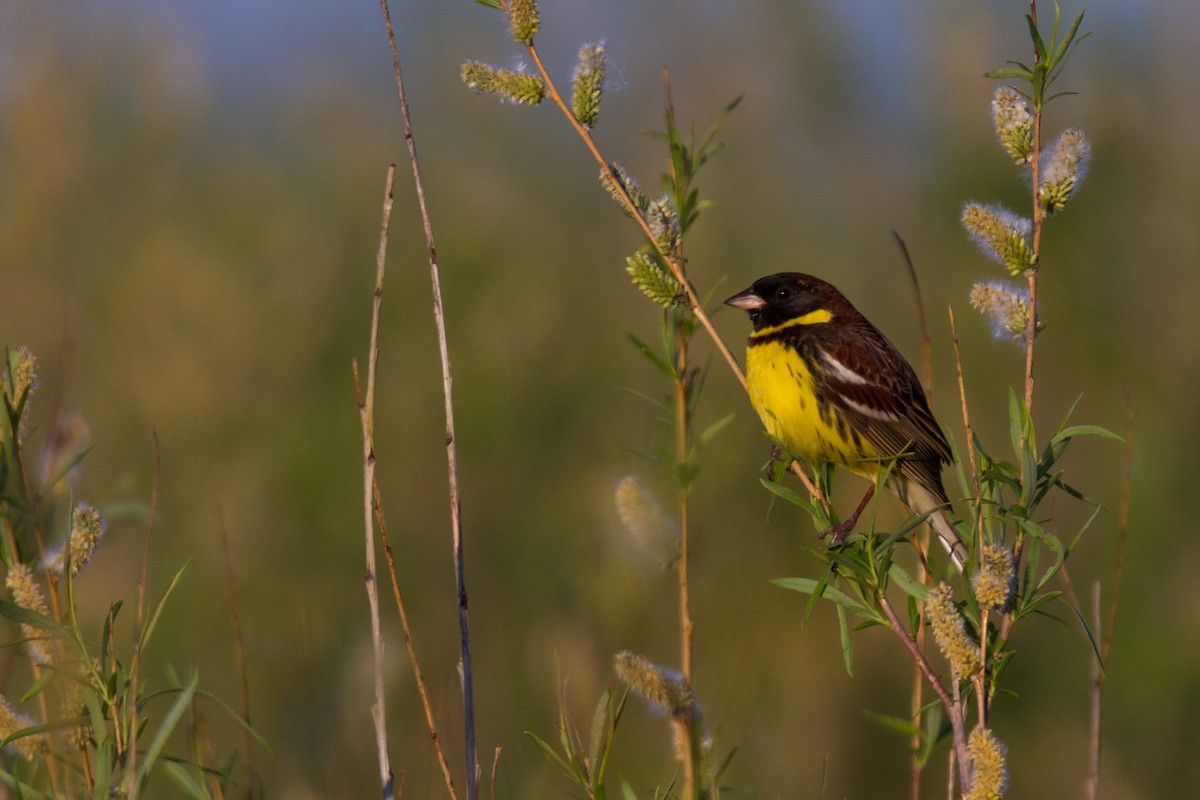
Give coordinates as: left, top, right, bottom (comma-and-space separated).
893, 231, 932, 800
661, 74, 699, 800
355, 165, 397, 800
1085, 581, 1102, 800
893, 232, 933, 397
215, 506, 255, 787
377, 3, 479, 796
1024, 0, 1043, 415
878, 593, 971, 791
1087, 387, 1132, 799
127, 430, 160, 800
373, 478, 460, 799
1103, 387, 1132, 665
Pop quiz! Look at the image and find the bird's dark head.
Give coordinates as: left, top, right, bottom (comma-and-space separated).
724, 272, 853, 332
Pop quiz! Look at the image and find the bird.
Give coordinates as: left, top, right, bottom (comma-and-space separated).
725, 272, 968, 570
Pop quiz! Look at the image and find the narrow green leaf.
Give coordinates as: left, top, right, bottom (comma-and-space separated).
1015, 590, 1062, 620
161, 761, 211, 798
888, 562, 931, 600
525, 731, 579, 783
134, 671, 200, 789
698, 413, 735, 446
772, 577, 869, 614
1068, 600, 1105, 670
1052, 424, 1122, 444
139, 560, 191, 651
627, 333, 676, 380
1026, 12, 1048, 62
587, 690, 611, 786
19, 667, 56, 703
862, 709, 920, 737
0, 599, 70, 638
836, 603, 854, 676
984, 67, 1034, 80
758, 477, 820, 516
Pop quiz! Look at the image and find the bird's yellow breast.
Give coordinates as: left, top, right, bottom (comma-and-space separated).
744, 338, 879, 476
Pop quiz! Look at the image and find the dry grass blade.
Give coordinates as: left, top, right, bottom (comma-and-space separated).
354, 164, 397, 799
377, 1, 479, 796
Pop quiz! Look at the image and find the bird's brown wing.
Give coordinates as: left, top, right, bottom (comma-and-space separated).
810, 322, 952, 497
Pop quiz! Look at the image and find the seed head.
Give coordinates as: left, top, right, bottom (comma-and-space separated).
614, 476, 680, 567
1039, 128, 1091, 214
969, 280, 1042, 344
626, 252, 683, 308
972, 543, 1016, 610
461, 61, 545, 106
601, 163, 648, 218
571, 42, 606, 129
926, 583, 979, 682
991, 87, 1033, 165
964, 725, 1009, 800
508, 0, 540, 44
961, 203, 1035, 276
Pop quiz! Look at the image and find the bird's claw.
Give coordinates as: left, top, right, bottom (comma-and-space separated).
819, 519, 857, 546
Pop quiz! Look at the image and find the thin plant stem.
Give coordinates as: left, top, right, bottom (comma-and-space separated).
127, 430, 160, 800
372, 477, 460, 800
354, 164, 397, 800
893, 231, 932, 800
674, 334, 697, 800
878, 593, 971, 790
215, 507, 255, 782
377, 3, 479, 796
1085, 581, 1102, 800
1103, 388, 1132, 666
659, 73, 699, 800
1023, 0, 1043, 414
1087, 388, 1133, 800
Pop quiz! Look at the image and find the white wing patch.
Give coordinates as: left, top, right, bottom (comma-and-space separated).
821, 351, 869, 385
841, 396, 900, 421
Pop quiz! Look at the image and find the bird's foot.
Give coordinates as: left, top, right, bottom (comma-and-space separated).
762, 445, 789, 481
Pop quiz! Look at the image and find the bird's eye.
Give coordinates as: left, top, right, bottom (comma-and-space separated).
775, 287, 790, 301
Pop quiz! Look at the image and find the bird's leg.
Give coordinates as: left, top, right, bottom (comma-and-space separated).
762, 444, 789, 481
819, 483, 876, 545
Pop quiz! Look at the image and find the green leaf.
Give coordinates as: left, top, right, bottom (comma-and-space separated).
758, 477, 820, 517
1068, 601, 1105, 671
627, 333, 676, 380
862, 709, 920, 737
0, 598, 71, 638
139, 560, 191, 651
526, 731, 578, 783
134, 671, 200, 790
1025, 12, 1048, 62
772, 577, 875, 620
984, 67, 1034, 81
474, 0, 504, 8
19, 667, 56, 703
1015, 589, 1062, 620
836, 602, 854, 676
698, 413, 734, 447
1051, 424, 1122, 444
887, 562, 930, 600
587, 690, 611, 787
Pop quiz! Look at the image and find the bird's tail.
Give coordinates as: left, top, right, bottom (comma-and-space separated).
894, 480, 968, 572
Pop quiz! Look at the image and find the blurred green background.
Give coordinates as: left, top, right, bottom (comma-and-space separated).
1, 1, 1195, 797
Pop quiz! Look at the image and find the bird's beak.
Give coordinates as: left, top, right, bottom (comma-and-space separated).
724, 288, 765, 310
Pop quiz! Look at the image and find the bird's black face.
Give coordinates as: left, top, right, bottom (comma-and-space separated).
724, 272, 837, 331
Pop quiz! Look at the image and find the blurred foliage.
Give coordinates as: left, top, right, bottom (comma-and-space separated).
0, 1, 1195, 797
